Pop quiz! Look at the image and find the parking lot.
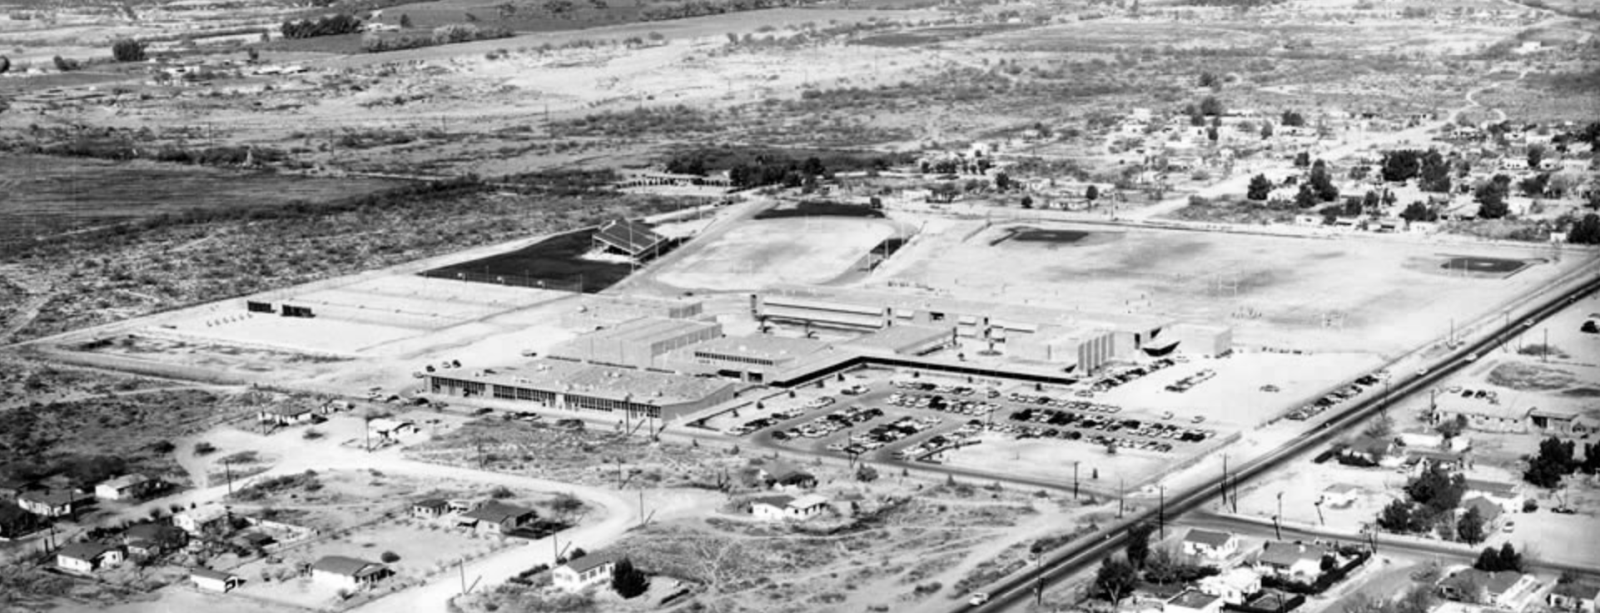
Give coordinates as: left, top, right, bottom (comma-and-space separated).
726, 365, 1225, 468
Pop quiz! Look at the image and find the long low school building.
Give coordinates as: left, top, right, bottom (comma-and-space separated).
426, 359, 736, 421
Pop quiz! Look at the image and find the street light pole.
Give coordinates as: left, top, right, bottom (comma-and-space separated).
1158, 485, 1166, 540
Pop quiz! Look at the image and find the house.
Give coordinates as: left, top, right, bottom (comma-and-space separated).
1339, 436, 1397, 466
1181, 529, 1239, 561
1398, 431, 1470, 453
1166, 588, 1225, 613
1255, 542, 1329, 579
1434, 396, 1533, 433
190, 567, 244, 593
749, 494, 830, 521
1322, 484, 1360, 507
258, 405, 314, 426
1460, 496, 1504, 530
310, 556, 393, 590
174, 505, 231, 536
0, 478, 37, 501
1405, 448, 1466, 473
95, 474, 157, 502
447, 499, 483, 514
553, 551, 621, 592
123, 523, 188, 558
1199, 568, 1263, 605
768, 470, 818, 491
1548, 582, 1600, 613
457, 501, 536, 534
56, 542, 124, 573
1439, 569, 1540, 611
17, 489, 81, 518
369, 418, 417, 440
1529, 409, 1599, 436
412, 498, 449, 519
1463, 479, 1524, 513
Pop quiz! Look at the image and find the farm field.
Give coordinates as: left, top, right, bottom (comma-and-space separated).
878, 221, 1590, 357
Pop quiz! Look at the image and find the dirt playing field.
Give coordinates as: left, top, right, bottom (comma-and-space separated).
877, 220, 1592, 357
655, 216, 906, 291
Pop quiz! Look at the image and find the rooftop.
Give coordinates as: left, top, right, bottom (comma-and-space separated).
557, 317, 719, 352
98, 474, 152, 489
1435, 396, 1534, 421
688, 335, 831, 364
190, 567, 239, 581
414, 498, 449, 509
564, 551, 622, 574
1184, 529, 1235, 547
466, 359, 734, 405
842, 325, 953, 354
1169, 589, 1223, 609
1462, 496, 1504, 522
461, 500, 535, 523
750, 495, 796, 508
594, 219, 666, 255
1444, 569, 1527, 596
789, 494, 829, 509
764, 285, 1173, 333
1464, 478, 1519, 496
1550, 582, 1600, 599
57, 542, 118, 560
312, 555, 387, 578
20, 489, 79, 506
1324, 484, 1361, 494
1258, 542, 1329, 567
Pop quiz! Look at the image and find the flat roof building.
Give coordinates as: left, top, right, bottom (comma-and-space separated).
561, 294, 704, 328
549, 317, 722, 369
428, 359, 735, 421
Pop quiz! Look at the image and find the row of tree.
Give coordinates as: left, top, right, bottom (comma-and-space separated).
1524, 436, 1600, 487
281, 14, 363, 39
1376, 464, 1465, 536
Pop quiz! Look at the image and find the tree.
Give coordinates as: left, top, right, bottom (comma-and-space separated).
1475, 175, 1512, 219
1247, 174, 1272, 201
1525, 435, 1578, 487
0, 56, 9, 75
1281, 110, 1306, 127
1125, 524, 1154, 569
1260, 121, 1274, 139
1198, 71, 1220, 89
1019, 195, 1033, 209
994, 172, 1010, 191
1400, 201, 1436, 222
1527, 144, 1546, 170
1093, 556, 1139, 605
1381, 150, 1423, 182
1456, 506, 1486, 545
855, 465, 878, 482
1436, 414, 1467, 439
1362, 412, 1393, 438
400, 13, 412, 28
1377, 499, 1414, 532
611, 557, 650, 598
380, 550, 401, 563
1086, 185, 1100, 201
1475, 543, 1524, 572
53, 56, 81, 72
111, 38, 146, 62
1518, 173, 1549, 197
1419, 150, 1451, 193
1309, 160, 1339, 202
1294, 184, 1319, 209
1569, 213, 1600, 245
1199, 96, 1224, 117
1293, 151, 1311, 167
1207, 126, 1219, 142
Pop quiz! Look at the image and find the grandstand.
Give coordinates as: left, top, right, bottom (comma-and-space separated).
593, 219, 669, 262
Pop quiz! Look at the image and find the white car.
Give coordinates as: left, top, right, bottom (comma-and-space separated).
969, 592, 991, 606
1465, 353, 1478, 362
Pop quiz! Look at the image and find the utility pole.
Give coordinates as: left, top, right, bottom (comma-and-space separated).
1314, 498, 1325, 527
1543, 328, 1549, 362
1158, 485, 1166, 539
1221, 454, 1229, 508
1073, 462, 1079, 500
638, 490, 644, 527
224, 458, 234, 496
459, 560, 467, 595
1118, 478, 1125, 518
1273, 491, 1284, 541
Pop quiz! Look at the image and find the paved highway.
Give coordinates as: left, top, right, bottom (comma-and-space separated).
964, 267, 1600, 613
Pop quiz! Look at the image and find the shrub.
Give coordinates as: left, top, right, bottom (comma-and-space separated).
111, 38, 146, 62
380, 551, 400, 563
193, 441, 217, 456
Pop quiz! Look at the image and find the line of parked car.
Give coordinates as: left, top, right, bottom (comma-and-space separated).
827, 415, 943, 455
1001, 408, 1213, 453
1089, 358, 1179, 393
1286, 371, 1386, 421
894, 420, 985, 460
891, 379, 995, 397
772, 406, 886, 441
1164, 368, 1216, 393
887, 392, 999, 417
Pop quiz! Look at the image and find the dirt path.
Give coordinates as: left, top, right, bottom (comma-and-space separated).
0, 264, 56, 346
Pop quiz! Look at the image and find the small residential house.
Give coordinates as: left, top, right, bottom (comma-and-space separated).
1339, 436, 1397, 466
1460, 496, 1504, 530
123, 523, 188, 558
1322, 484, 1360, 507
412, 498, 449, 519
1464, 479, 1524, 514
56, 542, 125, 573
553, 551, 621, 592
1529, 409, 1599, 436
750, 494, 830, 521
770, 470, 818, 491
258, 405, 315, 426
190, 567, 244, 593
1199, 568, 1263, 605
1166, 589, 1225, 613
457, 501, 536, 535
174, 505, 231, 536
1439, 569, 1540, 611
18, 489, 81, 518
1255, 542, 1329, 579
1397, 432, 1469, 453
369, 418, 417, 441
0, 478, 37, 501
1181, 529, 1239, 561
1548, 582, 1600, 613
1434, 397, 1533, 433
95, 474, 158, 502
310, 556, 393, 590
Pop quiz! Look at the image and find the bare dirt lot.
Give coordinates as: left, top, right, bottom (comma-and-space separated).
655, 216, 908, 291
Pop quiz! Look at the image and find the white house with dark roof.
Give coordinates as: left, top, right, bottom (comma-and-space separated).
1463, 478, 1524, 513
457, 501, 536, 535
311, 556, 392, 590
1322, 484, 1360, 507
56, 542, 124, 573
174, 505, 231, 536
1254, 542, 1328, 579
1199, 568, 1261, 604
1181, 529, 1238, 561
95, 474, 158, 501
553, 551, 621, 591
1460, 495, 1504, 530
190, 567, 244, 592
749, 494, 830, 521
18, 489, 82, 518
412, 498, 449, 519
1548, 582, 1600, 613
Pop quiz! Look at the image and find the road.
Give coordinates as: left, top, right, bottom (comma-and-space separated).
962, 266, 1600, 613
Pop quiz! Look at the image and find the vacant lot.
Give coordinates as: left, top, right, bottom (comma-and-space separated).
884, 221, 1589, 357
655, 216, 905, 291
